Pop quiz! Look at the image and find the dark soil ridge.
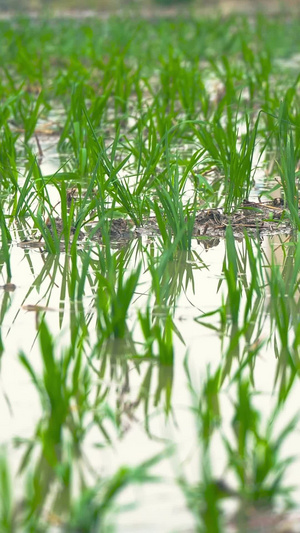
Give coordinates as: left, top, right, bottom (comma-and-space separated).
17, 198, 295, 251
193, 198, 290, 238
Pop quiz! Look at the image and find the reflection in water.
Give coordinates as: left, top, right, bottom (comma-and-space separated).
1, 230, 300, 530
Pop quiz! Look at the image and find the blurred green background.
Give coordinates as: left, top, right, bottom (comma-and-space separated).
1, 0, 299, 12
0, 0, 195, 10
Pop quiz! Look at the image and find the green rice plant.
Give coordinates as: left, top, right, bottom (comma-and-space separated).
192, 108, 261, 213
188, 363, 222, 449
83, 106, 145, 226
1, 77, 46, 145
112, 55, 136, 121
11, 150, 45, 219
14, 156, 85, 254
58, 83, 89, 176
209, 54, 242, 115
151, 95, 179, 143
126, 115, 193, 199
179, 452, 225, 533
33, 211, 62, 254
258, 81, 300, 158
158, 49, 180, 117
0, 203, 12, 280
146, 243, 179, 309
151, 165, 197, 251
177, 63, 210, 121
50, 178, 86, 254
241, 41, 273, 113
0, 80, 28, 133
0, 328, 3, 359
277, 101, 300, 230
21, 92, 47, 145
1, 429, 169, 532
0, 84, 19, 130
0, 124, 19, 191
87, 82, 113, 127
125, 113, 167, 196
11, 151, 69, 254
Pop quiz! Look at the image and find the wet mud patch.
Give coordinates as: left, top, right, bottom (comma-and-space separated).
193, 199, 291, 238
17, 198, 294, 250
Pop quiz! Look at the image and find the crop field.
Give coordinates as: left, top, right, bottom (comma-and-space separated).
1, 11, 300, 532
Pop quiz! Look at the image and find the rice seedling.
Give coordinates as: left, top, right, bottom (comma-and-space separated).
0, 202, 12, 280
277, 101, 300, 231
152, 178, 196, 252
192, 108, 261, 213
0, 125, 19, 191
83, 106, 146, 226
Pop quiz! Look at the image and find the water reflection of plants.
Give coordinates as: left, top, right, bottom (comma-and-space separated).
180, 363, 299, 532
196, 230, 300, 390
0, 234, 206, 528
6, 317, 172, 531
3, 222, 300, 530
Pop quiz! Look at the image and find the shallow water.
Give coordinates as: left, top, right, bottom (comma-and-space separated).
2, 222, 300, 531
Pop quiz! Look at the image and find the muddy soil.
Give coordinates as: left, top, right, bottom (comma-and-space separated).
18, 198, 296, 251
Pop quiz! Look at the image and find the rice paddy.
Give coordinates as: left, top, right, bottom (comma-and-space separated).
1, 8, 300, 532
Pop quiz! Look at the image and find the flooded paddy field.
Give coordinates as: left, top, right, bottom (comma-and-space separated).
2, 12, 300, 532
